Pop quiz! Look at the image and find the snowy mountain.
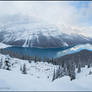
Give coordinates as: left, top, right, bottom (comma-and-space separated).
0, 43, 11, 49
0, 14, 92, 48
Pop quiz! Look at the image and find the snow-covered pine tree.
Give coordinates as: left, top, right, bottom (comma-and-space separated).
87, 58, 91, 68
77, 62, 81, 73
51, 58, 54, 64
63, 62, 68, 76
52, 65, 65, 81
43, 57, 47, 62
0, 61, 2, 69
4, 60, 11, 70
4, 55, 11, 70
67, 61, 76, 81
0, 58, 3, 69
55, 66, 62, 79
28, 60, 31, 63
88, 62, 90, 68
52, 68, 56, 81
22, 63, 27, 74
34, 56, 37, 63
77, 57, 81, 73
89, 71, 92, 75
38, 56, 41, 62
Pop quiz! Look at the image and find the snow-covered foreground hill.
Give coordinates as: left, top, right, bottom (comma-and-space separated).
0, 53, 92, 91
0, 65, 92, 91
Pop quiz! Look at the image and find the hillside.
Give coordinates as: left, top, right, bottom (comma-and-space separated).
0, 53, 92, 91
55, 49, 92, 67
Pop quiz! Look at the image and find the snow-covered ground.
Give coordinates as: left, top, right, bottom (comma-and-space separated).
0, 53, 92, 91
0, 66, 92, 91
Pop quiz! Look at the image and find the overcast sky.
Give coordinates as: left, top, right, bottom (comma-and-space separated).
0, 1, 91, 37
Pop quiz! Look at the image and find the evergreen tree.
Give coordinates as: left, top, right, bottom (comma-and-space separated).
22, 63, 27, 74
0, 58, 3, 69
52, 66, 65, 81
63, 62, 68, 76
77, 63, 81, 73
52, 68, 56, 81
50, 58, 54, 64
34, 56, 37, 62
87, 59, 91, 68
88, 64, 90, 68
53, 61, 57, 65
28, 60, 31, 63
61, 60, 64, 67
44, 57, 47, 62
77, 56, 81, 73
38, 56, 41, 62
55, 66, 64, 78
0, 61, 3, 69
4, 60, 11, 70
4, 55, 11, 70
67, 61, 76, 81
89, 71, 92, 75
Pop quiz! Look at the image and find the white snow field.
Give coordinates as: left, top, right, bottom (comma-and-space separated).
0, 53, 92, 91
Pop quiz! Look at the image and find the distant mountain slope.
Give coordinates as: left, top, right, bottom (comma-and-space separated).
0, 43, 10, 49
55, 49, 92, 67
0, 14, 92, 48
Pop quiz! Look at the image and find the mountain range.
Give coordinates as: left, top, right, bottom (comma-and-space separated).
0, 14, 92, 48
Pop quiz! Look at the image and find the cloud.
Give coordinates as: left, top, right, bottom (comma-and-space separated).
0, 1, 91, 37
0, 1, 81, 25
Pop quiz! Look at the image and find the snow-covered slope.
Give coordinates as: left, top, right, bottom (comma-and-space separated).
0, 53, 56, 79
51, 66, 92, 91
0, 14, 92, 48
0, 54, 92, 91
0, 43, 10, 49
0, 53, 57, 91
